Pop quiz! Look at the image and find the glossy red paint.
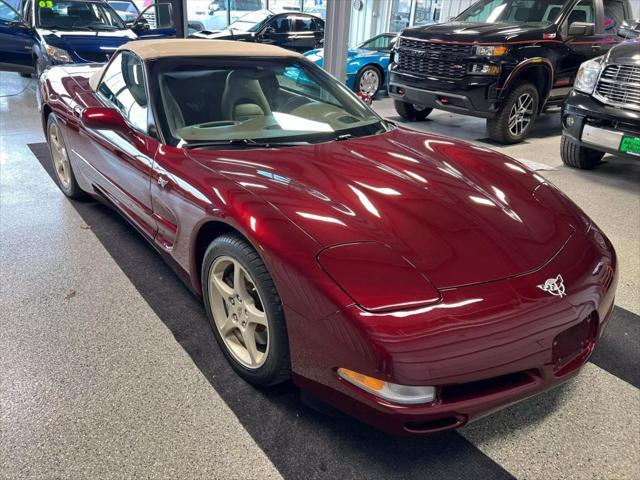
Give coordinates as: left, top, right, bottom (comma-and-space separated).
39, 62, 618, 435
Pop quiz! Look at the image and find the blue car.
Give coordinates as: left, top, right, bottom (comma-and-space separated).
0, 0, 175, 76
304, 33, 397, 97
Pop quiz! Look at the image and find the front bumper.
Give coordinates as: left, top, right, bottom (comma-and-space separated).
289, 224, 617, 435
562, 90, 640, 159
387, 68, 499, 118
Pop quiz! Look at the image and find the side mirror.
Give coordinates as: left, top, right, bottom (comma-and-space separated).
81, 107, 129, 133
568, 21, 595, 36
263, 26, 275, 36
356, 91, 373, 105
132, 19, 150, 31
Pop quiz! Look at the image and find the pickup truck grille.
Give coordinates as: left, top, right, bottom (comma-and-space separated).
594, 64, 640, 111
396, 37, 471, 79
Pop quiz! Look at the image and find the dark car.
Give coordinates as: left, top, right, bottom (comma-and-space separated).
560, 40, 640, 168
191, 9, 324, 53
388, 0, 636, 143
0, 0, 174, 76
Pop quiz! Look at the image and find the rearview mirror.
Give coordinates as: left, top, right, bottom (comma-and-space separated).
568, 21, 595, 36
81, 107, 129, 133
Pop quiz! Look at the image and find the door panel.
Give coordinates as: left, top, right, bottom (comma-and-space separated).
86, 51, 158, 237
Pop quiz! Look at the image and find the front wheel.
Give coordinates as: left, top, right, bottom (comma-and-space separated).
560, 134, 604, 169
47, 113, 84, 198
202, 233, 291, 386
486, 82, 539, 144
394, 100, 432, 121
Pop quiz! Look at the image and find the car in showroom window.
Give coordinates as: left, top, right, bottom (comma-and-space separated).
388, 0, 636, 143
38, 39, 618, 435
191, 9, 324, 52
305, 33, 398, 97
0, 0, 175, 75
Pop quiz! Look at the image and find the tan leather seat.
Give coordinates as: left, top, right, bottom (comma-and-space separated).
221, 71, 271, 121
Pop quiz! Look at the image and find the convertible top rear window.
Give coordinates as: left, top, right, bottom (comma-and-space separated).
147, 57, 387, 148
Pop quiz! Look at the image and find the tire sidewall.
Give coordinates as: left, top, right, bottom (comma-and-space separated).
201, 235, 289, 386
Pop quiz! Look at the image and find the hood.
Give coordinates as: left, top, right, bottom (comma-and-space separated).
41, 29, 135, 57
188, 128, 576, 289
305, 48, 381, 67
607, 39, 640, 65
401, 21, 554, 43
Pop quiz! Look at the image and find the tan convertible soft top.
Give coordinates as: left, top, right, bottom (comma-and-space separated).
89, 39, 302, 90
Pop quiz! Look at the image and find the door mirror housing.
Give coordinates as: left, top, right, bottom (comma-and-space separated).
82, 107, 129, 133
8, 19, 31, 30
131, 18, 151, 31
263, 26, 275, 36
568, 21, 595, 36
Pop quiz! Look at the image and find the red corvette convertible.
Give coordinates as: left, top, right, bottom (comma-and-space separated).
39, 39, 617, 435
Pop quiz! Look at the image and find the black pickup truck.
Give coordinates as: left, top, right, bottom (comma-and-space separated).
388, 0, 636, 143
561, 40, 640, 168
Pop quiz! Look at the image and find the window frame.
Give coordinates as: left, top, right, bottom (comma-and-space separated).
95, 50, 155, 136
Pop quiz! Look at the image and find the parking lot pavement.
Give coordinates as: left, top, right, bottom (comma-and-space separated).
1, 73, 638, 479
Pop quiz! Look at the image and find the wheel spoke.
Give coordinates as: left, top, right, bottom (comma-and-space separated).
219, 315, 236, 336
246, 303, 267, 327
242, 326, 259, 366
211, 269, 234, 297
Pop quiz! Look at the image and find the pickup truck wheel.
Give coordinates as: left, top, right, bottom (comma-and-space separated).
487, 82, 539, 144
560, 134, 604, 169
394, 100, 432, 121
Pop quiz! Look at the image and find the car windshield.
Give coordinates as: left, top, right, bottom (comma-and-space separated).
108, 1, 137, 14
36, 0, 126, 30
150, 57, 388, 148
456, 0, 573, 25
228, 9, 273, 32
358, 34, 396, 52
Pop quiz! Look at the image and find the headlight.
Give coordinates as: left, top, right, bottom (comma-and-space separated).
574, 56, 604, 94
45, 45, 72, 63
473, 45, 507, 57
338, 368, 436, 405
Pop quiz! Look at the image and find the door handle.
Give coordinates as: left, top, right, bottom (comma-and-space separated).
591, 43, 602, 50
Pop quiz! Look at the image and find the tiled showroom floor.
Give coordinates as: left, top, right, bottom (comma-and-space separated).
1, 71, 639, 479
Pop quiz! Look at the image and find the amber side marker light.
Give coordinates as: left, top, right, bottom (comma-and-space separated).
337, 368, 436, 405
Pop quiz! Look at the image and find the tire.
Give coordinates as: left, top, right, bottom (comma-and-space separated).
560, 134, 604, 170
394, 100, 432, 121
355, 65, 382, 98
46, 112, 84, 198
486, 82, 539, 144
202, 232, 291, 386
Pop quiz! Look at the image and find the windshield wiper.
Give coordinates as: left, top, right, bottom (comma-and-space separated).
182, 138, 309, 149
41, 24, 92, 31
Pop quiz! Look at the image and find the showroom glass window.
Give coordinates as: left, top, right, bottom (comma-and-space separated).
97, 52, 149, 133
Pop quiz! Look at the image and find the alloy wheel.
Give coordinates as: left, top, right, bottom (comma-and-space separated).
208, 256, 269, 369
48, 122, 71, 189
359, 69, 380, 96
508, 92, 534, 138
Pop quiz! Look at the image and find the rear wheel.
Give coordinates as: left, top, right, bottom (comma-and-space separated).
560, 134, 604, 169
202, 233, 291, 386
47, 113, 84, 198
487, 82, 539, 144
394, 100, 432, 121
